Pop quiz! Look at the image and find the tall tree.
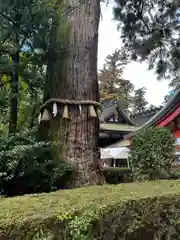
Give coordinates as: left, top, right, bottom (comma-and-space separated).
132, 87, 148, 113
17, 52, 46, 129
148, 104, 157, 110
99, 49, 127, 92
113, 0, 180, 80
118, 78, 134, 110
163, 75, 180, 103
99, 49, 134, 109
43, 0, 105, 187
168, 76, 180, 91
0, 0, 53, 132
105, 49, 127, 90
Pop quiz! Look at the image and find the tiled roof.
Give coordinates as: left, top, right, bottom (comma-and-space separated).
100, 100, 136, 126
124, 88, 180, 139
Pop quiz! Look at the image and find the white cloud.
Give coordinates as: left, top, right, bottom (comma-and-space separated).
98, 1, 169, 106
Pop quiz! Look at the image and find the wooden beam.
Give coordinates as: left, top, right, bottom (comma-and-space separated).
157, 105, 180, 127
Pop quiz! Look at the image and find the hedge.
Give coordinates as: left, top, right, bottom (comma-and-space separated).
103, 167, 133, 184
1, 181, 180, 239
103, 167, 132, 174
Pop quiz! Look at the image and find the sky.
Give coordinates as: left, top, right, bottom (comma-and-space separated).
98, 1, 169, 106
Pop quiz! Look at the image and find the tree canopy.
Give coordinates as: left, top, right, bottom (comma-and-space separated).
0, 0, 72, 195
0, 0, 57, 132
99, 49, 134, 111
132, 87, 148, 113
113, 0, 180, 80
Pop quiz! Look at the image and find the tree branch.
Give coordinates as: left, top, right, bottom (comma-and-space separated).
25, 0, 34, 23
0, 12, 16, 26
1, 31, 12, 45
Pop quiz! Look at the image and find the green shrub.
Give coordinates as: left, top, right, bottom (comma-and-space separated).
0, 128, 72, 196
103, 167, 133, 184
129, 127, 176, 181
103, 167, 131, 173
0, 181, 180, 239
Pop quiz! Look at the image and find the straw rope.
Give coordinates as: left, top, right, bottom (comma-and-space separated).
40, 98, 101, 111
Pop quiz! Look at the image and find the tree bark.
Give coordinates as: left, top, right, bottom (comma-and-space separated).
44, 0, 105, 187
9, 51, 19, 133
30, 92, 38, 128
9, 11, 21, 133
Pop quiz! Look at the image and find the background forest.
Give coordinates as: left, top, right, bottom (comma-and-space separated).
0, 0, 73, 196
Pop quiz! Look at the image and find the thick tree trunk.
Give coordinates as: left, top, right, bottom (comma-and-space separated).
44, 0, 105, 187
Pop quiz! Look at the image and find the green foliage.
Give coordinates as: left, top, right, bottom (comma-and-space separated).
0, 0, 59, 133
103, 167, 132, 184
99, 49, 134, 111
0, 128, 72, 196
0, 0, 55, 54
103, 167, 131, 173
130, 127, 176, 181
169, 77, 180, 91
0, 87, 9, 125
1, 181, 180, 239
33, 230, 54, 240
113, 0, 180, 80
132, 87, 148, 113
99, 50, 150, 114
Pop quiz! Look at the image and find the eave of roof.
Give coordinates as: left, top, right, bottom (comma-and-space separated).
99, 104, 116, 122
124, 88, 180, 139
130, 106, 163, 118
116, 101, 137, 126
157, 105, 180, 127
100, 100, 136, 126
100, 123, 138, 132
